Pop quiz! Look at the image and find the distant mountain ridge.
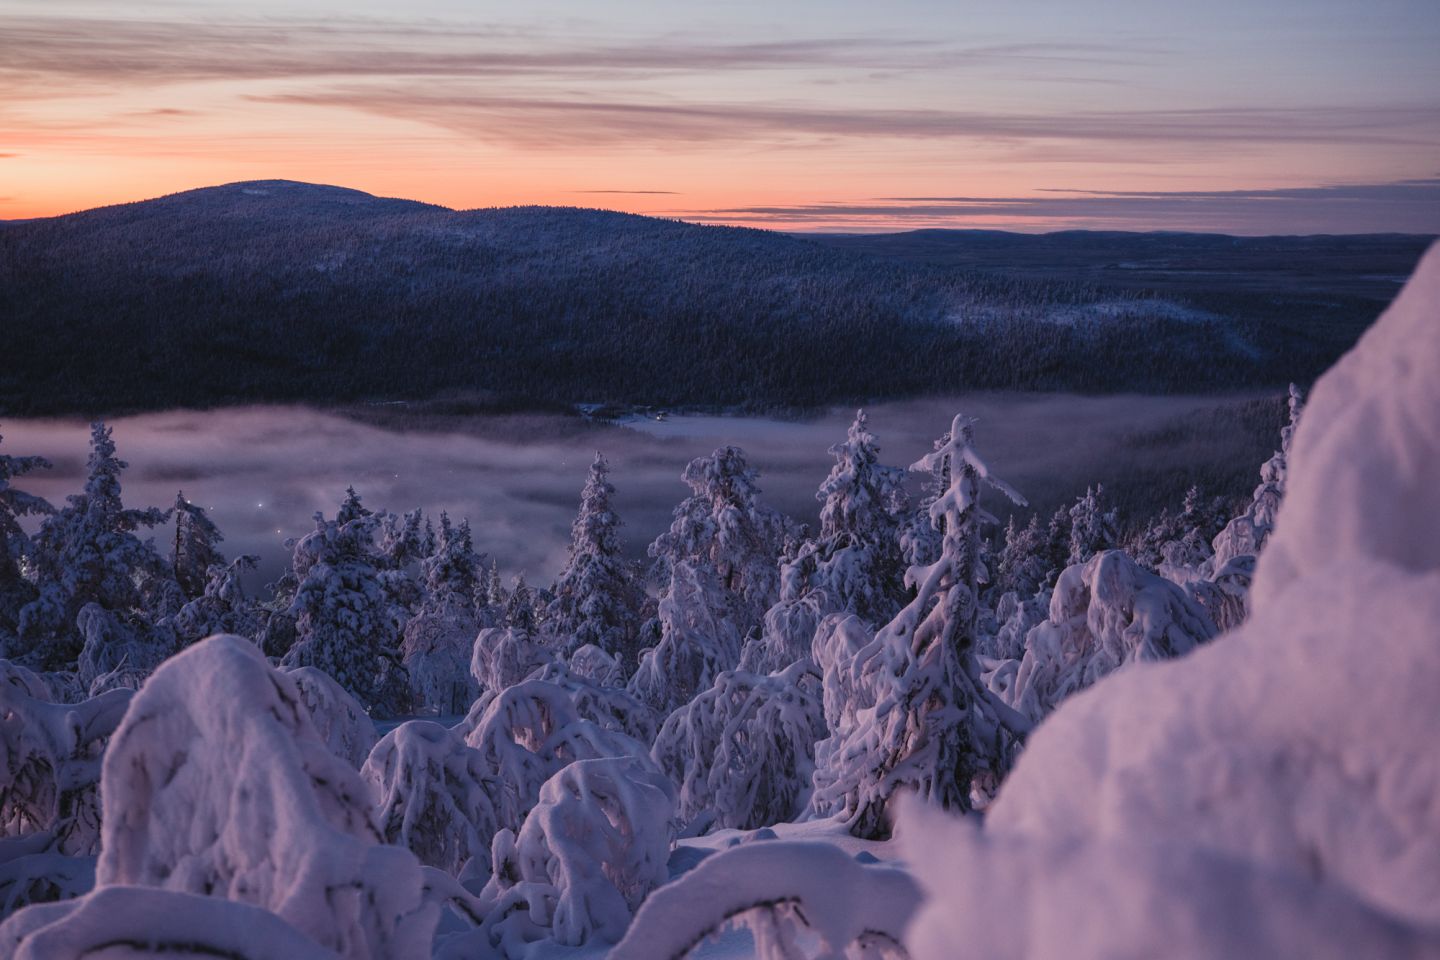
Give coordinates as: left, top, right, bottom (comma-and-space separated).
0, 180, 1425, 416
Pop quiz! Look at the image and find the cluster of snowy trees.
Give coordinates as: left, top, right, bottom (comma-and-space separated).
0, 370, 1325, 956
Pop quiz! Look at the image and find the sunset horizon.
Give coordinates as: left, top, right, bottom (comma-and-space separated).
4, 0, 1438, 233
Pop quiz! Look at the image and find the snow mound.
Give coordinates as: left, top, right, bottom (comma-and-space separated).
1255, 242, 1440, 607
901, 802, 1440, 960
92, 634, 437, 958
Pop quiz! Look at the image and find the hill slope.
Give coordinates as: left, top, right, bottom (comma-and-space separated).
0, 181, 1420, 415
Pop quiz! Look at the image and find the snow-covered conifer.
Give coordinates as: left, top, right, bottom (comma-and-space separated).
648, 446, 791, 638
503, 574, 537, 632
402, 514, 485, 714
0, 670, 131, 856
811, 413, 1032, 837
89, 635, 437, 957
169, 492, 224, 601
469, 625, 553, 699
171, 555, 261, 646
1007, 549, 1217, 722
480, 756, 675, 948
362, 721, 497, 881
17, 424, 170, 670
284, 665, 379, 769
280, 512, 411, 717
1209, 384, 1305, 571
0, 437, 52, 647
1066, 485, 1119, 567
627, 561, 742, 716
651, 659, 825, 833
547, 454, 643, 668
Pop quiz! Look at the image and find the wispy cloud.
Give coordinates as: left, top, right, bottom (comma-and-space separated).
677, 177, 1440, 235
243, 88, 1440, 150
572, 189, 679, 195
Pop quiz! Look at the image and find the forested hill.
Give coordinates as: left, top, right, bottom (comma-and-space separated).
0, 180, 1418, 415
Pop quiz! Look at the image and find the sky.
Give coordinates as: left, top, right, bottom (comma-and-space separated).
2, 0, 1438, 233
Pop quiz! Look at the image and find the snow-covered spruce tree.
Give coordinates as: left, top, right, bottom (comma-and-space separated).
745, 412, 910, 676
376, 507, 431, 571
546, 454, 644, 670
169, 492, 224, 601
75, 635, 437, 958
1066, 484, 1119, 567
526, 661, 657, 746
627, 561, 743, 716
476, 756, 675, 951
362, 720, 498, 882
336, 484, 371, 525
504, 574, 538, 632
75, 604, 176, 695
403, 514, 485, 714
648, 446, 792, 641
0, 666, 131, 856
992, 514, 1050, 601
462, 679, 650, 838
283, 665, 379, 769
279, 511, 411, 717
18, 423, 172, 671
171, 554, 261, 647
1006, 549, 1218, 723
0, 436, 52, 649
651, 659, 826, 834
811, 413, 1032, 838
470, 624, 554, 701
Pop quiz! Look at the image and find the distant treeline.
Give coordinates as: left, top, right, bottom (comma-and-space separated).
0, 181, 1419, 415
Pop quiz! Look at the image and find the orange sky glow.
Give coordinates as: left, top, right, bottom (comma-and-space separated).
3, 0, 1438, 233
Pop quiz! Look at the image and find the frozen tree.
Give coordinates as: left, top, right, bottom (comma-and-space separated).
169, 492, 224, 600
403, 515, 485, 714
362, 721, 498, 882
809, 411, 909, 623
0, 668, 131, 856
336, 485, 371, 525
470, 626, 554, 699
0, 832, 95, 923
546, 454, 643, 669
566, 643, 623, 686
476, 756, 675, 951
649, 446, 791, 639
74, 604, 175, 695
1066, 485, 1119, 567
462, 679, 649, 838
280, 512, 411, 717
628, 561, 743, 716
812, 414, 1032, 838
376, 507, 431, 571
1007, 550, 1218, 723
88, 635, 437, 958
992, 514, 1049, 600
503, 574, 537, 632
284, 665, 379, 769
17, 423, 171, 670
0, 436, 52, 648
745, 413, 909, 675
651, 659, 826, 833
611, 839, 921, 960
172, 555, 261, 646
526, 661, 657, 746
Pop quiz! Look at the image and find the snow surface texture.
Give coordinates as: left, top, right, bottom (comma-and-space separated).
612, 839, 919, 960
285, 664, 380, 769
903, 242, 1440, 958
1, 635, 439, 959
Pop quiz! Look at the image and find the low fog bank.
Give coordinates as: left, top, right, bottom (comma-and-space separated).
1, 392, 1283, 587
